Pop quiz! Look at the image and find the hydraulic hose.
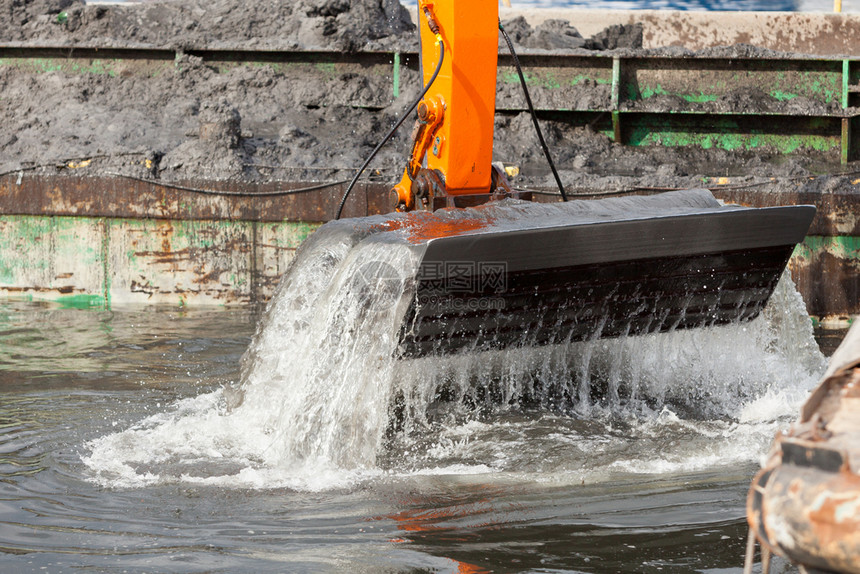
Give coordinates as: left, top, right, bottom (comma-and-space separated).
335, 39, 446, 220
499, 21, 569, 202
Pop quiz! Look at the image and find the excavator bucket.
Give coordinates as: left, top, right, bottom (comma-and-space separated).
389, 189, 814, 358
337, 0, 814, 359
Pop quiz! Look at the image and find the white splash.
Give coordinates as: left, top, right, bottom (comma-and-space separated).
83, 203, 826, 490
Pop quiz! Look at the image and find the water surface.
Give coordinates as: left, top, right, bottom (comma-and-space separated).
0, 267, 827, 572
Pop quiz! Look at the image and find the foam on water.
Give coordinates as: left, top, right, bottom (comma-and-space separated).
83, 200, 826, 491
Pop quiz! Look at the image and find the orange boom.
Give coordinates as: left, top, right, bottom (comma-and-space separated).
392, 0, 517, 211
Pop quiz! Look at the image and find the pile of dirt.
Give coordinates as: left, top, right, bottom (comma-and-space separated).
0, 0, 853, 199
0, 0, 416, 51
500, 16, 643, 51
0, 41, 831, 191
1, 0, 644, 53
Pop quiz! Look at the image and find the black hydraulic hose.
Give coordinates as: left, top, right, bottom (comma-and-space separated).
499, 21, 569, 202
334, 40, 446, 220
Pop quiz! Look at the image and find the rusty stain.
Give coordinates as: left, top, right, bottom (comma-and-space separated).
129, 279, 155, 297
2, 286, 82, 294
807, 481, 860, 533
369, 210, 495, 244
192, 269, 223, 285
256, 242, 294, 252
714, 187, 860, 238
792, 249, 860, 318
133, 247, 195, 265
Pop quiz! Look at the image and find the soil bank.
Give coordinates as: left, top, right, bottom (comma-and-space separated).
0, 0, 856, 210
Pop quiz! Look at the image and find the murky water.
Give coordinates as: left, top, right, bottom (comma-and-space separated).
0, 209, 831, 574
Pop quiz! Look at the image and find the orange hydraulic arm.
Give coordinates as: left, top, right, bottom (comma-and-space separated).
392, 0, 515, 212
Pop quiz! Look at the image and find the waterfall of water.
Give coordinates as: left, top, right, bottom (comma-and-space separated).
83, 200, 825, 489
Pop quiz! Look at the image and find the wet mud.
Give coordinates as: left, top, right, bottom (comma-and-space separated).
1, 0, 415, 51
0, 0, 856, 201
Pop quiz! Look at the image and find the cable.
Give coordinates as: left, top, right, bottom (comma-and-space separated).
245, 163, 394, 175
105, 172, 350, 197
335, 39, 446, 220
0, 152, 147, 179
499, 20, 569, 202
516, 176, 822, 198
519, 186, 674, 198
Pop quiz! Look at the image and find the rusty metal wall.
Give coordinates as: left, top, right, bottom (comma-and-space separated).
710, 185, 860, 324
0, 173, 386, 307
0, 173, 390, 222
0, 214, 316, 307
0, 174, 330, 307
1, 173, 859, 319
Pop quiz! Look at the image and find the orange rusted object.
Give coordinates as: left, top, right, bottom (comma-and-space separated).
393, 0, 503, 211
748, 322, 860, 573
370, 209, 494, 244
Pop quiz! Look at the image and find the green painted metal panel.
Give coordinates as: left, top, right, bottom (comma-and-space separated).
621, 59, 843, 110
0, 215, 106, 303
0, 214, 318, 307
623, 113, 841, 154
56, 294, 106, 309
794, 234, 860, 260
